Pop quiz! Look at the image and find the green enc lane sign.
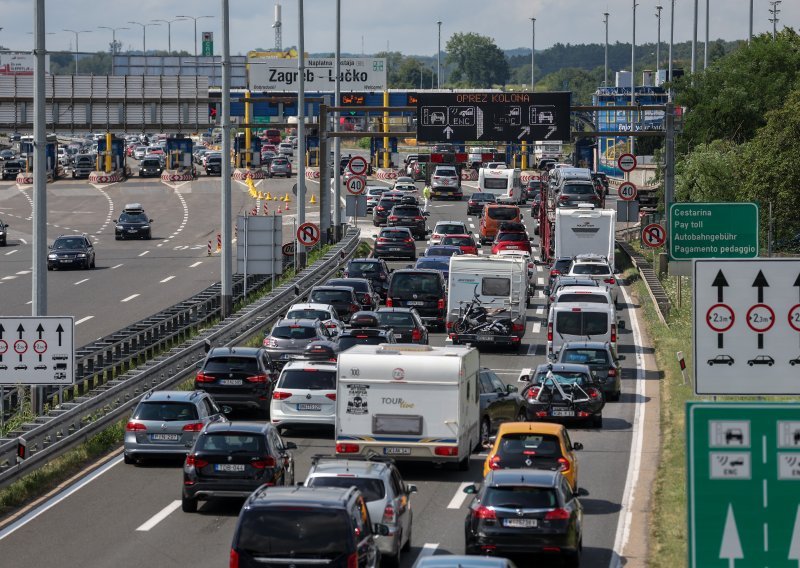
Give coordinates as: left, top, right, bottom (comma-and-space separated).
669, 202, 759, 260
687, 402, 800, 568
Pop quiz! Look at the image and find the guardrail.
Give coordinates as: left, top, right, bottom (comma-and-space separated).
616, 239, 671, 324
0, 228, 360, 489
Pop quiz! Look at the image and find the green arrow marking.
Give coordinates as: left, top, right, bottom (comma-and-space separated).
719, 504, 744, 567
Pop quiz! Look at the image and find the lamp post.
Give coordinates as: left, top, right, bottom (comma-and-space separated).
749, 0, 754, 43
530, 17, 536, 91
175, 15, 213, 57
655, 5, 662, 73
127, 21, 160, 55
63, 29, 91, 75
769, 1, 781, 40
436, 21, 442, 89
691, 0, 698, 73
98, 26, 129, 74
152, 18, 186, 54
668, 0, 675, 99
630, 0, 637, 155
603, 12, 609, 87
704, 0, 709, 69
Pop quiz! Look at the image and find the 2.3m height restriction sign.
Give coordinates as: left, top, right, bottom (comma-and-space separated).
296, 222, 321, 248
642, 223, 666, 248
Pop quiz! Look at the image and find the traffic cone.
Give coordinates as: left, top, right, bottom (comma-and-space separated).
310, 194, 317, 205
266, 192, 272, 200
283, 194, 290, 203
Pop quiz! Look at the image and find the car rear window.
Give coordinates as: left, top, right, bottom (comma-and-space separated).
376, 312, 415, 327
328, 280, 366, 292
561, 349, 611, 365
557, 293, 609, 304
347, 262, 380, 275
435, 224, 466, 234
338, 335, 386, 350
532, 371, 590, 387
483, 486, 558, 509
496, 433, 562, 458
278, 369, 336, 390
496, 232, 526, 242
133, 401, 199, 421
306, 476, 386, 501
236, 509, 350, 555
415, 259, 449, 272
441, 236, 471, 246
555, 311, 609, 336
435, 168, 457, 176
311, 290, 351, 303
390, 273, 441, 296
378, 198, 398, 208
571, 264, 611, 276
392, 206, 420, 216
482, 177, 509, 190
203, 356, 259, 374
561, 184, 596, 195
271, 325, 319, 340
472, 193, 496, 201
487, 207, 519, 220
425, 246, 460, 257
482, 277, 511, 296
195, 433, 265, 453
287, 309, 332, 321
380, 230, 410, 240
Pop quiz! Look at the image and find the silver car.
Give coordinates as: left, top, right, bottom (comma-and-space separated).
304, 456, 417, 564
123, 390, 227, 464
285, 302, 345, 337
262, 318, 332, 367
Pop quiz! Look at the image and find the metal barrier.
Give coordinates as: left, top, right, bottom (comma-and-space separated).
616, 239, 671, 324
0, 228, 360, 489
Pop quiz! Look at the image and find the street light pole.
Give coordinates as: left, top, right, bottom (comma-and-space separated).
691, 0, 698, 73
603, 12, 609, 87
333, 0, 342, 239
153, 18, 186, 54
63, 29, 91, 75
128, 21, 160, 55
630, 0, 637, 155
669, 0, 675, 99
99, 26, 129, 74
704, 0, 709, 69
530, 17, 536, 91
220, 0, 232, 317
175, 15, 214, 57
656, 5, 662, 73
436, 21, 442, 89
749, 0, 754, 43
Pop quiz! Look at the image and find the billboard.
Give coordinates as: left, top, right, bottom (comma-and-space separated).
248, 57, 387, 92
0, 52, 50, 75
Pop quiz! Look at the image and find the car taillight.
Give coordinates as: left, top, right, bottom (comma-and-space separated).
326, 322, 337, 328
588, 387, 600, 399
414, 216, 424, 221
246, 373, 269, 384
347, 552, 358, 568
337, 442, 360, 453
604, 278, 616, 285
272, 391, 292, 400
325, 393, 337, 401
550, 269, 560, 277
411, 328, 421, 341
489, 455, 501, 470
511, 322, 524, 333
388, 215, 398, 221
434, 446, 458, 456
557, 457, 571, 473
195, 371, 215, 383
446, 321, 453, 330
377, 237, 388, 243
185, 454, 209, 468
559, 195, 569, 201
126, 421, 146, 432
386, 298, 393, 307
611, 323, 617, 343
438, 299, 445, 310
379, 274, 387, 280
432, 233, 441, 240
182, 422, 204, 432
251, 456, 277, 469
547, 323, 553, 342
376, 206, 385, 211
230, 549, 240, 568
404, 238, 414, 243
527, 387, 541, 403
382, 504, 397, 524
608, 368, 617, 377
472, 505, 497, 520
545, 507, 571, 520
361, 294, 371, 303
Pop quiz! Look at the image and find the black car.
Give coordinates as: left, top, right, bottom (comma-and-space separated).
195, 347, 277, 415
524, 179, 544, 202
520, 363, 605, 428
547, 257, 575, 295
115, 204, 153, 240
556, 182, 602, 208
478, 368, 528, 446
467, 192, 497, 215
464, 469, 583, 566
2, 159, 25, 180
231, 486, 388, 568
374, 227, 417, 261
205, 154, 222, 176
326, 277, 381, 312
308, 285, 361, 323
386, 268, 447, 329
0, 218, 8, 246
182, 422, 296, 512
375, 307, 429, 344
343, 258, 391, 298
138, 156, 163, 177
47, 234, 96, 270
372, 193, 404, 226
530, 191, 542, 217
556, 341, 623, 401
386, 204, 428, 240
336, 327, 396, 352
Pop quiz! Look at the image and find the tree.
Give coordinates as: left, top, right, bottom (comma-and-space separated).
534, 67, 604, 104
445, 33, 509, 87
393, 57, 432, 89
674, 139, 743, 203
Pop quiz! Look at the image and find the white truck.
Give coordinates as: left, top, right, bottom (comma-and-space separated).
446, 255, 527, 350
478, 167, 522, 204
335, 344, 480, 469
554, 206, 616, 269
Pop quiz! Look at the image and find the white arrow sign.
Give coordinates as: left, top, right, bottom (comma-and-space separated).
544, 125, 558, 139
719, 504, 744, 567
443, 126, 454, 140
517, 126, 530, 140
790, 505, 800, 566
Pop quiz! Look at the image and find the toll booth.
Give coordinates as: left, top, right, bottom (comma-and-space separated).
96, 136, 126, 174
574, 138, 596, 170
20, 138, 59, 180
165, 136, 194, 170
370, 137, 398, 169
234, 134, 262, 168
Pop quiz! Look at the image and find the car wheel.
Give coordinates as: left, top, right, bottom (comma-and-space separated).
181, 494, 198, 513
123, 453, 135, 465
728, 362, 733, 366
592, 414, 603, 428
457, 455, 470, 471
114, 235, 120, 241
769, 362, 773, 366
516, 410, 527, 423
479, 418, 491, 448
611, 390, 621, 402
564, 541, 582, 568
749, 362, 754, 366
387, 534, 403, 568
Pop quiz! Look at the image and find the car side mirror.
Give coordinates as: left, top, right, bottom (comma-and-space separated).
463, 484, 478, 494
283, 441, 297, 450
543, 287, 550, 296
221, 405, 233, 415
506, 384, 518, 393
204, 339, 212, 353
518, 374, 530, 383
373, 523, 391, 536
149, 219, 154, 223
407, 483, 418, 494
573, 442, 584, 451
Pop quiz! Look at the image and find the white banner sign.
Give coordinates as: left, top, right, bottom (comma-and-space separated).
247, 57, 386, 92
0, 52, 50, 75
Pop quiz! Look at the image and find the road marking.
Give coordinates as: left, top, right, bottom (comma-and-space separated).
75, 316, 94, 325
136, 500, 182, 532
537, 290, 544, 298
121, 294, 139, 303
469, 223, 475, 229
467, 217, 473, 222
536, 306, 544, 315
16, 270, 31, 275
608, 284, 647, 568
531, 322, 541, 334
73, 278, 89, 285
19, 238, 27, 245
110, 263, 123, 269
1, 276, 15, 280
160, 275, 175, 283
537, 277, 545, 286
527, 343, 537, 355
414, 543, 439, 562
0, 455, 122, 542
25, 300, 32, 305
447, 482, 473, 509
189, 261, 202, 268
138, 250, 150, 257
5, 249, 18, 255
763, 478, 768, 508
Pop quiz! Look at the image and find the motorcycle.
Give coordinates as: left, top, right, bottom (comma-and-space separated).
454, 288, 514, 335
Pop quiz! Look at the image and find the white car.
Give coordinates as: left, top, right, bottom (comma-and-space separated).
393, 182, 418, 193
429, 220, 469, 245
566, 254, 620, 306
269, 360, 337, 431
285, 302, 345, 337
278, 142, 294, 157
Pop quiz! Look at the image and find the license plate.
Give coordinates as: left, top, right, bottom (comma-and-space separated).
128, 229, 138, 233
505, 245, 519, 249
407, 301, 425, 306
551, 409, 574, 417
214, 463, 246, 472
150, 433, 179, 441
384, 447, 411, 455
477, 334, 495, 341
297, 403, 321, 411
503, 518, 539, 528
219, 379, 242, 386
389, 247, 403, 251
60, 259, 73, 263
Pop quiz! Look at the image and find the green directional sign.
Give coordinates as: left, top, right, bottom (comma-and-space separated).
687, 402, 800, 568
201, 32, 214, 57
669, 202, 759, 260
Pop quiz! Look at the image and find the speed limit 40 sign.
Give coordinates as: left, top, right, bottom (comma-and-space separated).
346, 175, 366, 195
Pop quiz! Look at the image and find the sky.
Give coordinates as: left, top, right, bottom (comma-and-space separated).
3, 0, 797, 58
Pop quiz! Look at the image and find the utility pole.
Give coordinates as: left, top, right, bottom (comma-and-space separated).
769, 1, 781, 40
668, 0, 675, 100
749, 0, 754, 43
296, 0, 307, 268
128, 21, 160, 55
63, 29, 91, 75
220, 0, 232, 317
691, 0, 698, 73
530, 17, 536, 91
630, 0, 637, 155
704, 0, 709, 69
437, 21, 442, 88
33, 0, 47, 414
603, 12, 609, 87
152, 18, 186, 54
655, 6, 662, 73
333, 0, 342, 240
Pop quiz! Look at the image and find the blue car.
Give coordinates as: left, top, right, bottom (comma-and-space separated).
415, 256, 451, 282
423, 244, 463, 257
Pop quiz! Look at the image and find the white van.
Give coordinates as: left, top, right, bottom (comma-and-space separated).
335, 344, 480, 469
478, 167, 522, 204
546, 301, 622, 356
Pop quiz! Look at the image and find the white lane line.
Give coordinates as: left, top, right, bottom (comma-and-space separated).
447, 482, 473, 509
414, 543, 439, 562
73, 278, 89, 285
75, 316, 94, 325
160, 275, 175, 283
138, 250, 150, 257
136, 500, 182, 532
536, 306, 544, 316
0, 455, 122, 542
189, 261, 202, 268
531, 322, 541, 334
537, 290, 544, 298
537, 277, 545, 286
121, 294, 140, 303
468, 223, 475, 229
19, 238, 27, 245
110, 263, 123, 270
25, 300, 32, 305
1, 276, 15, 281
4, 249, 18, 255
527, 343, 537, 355
16, 270, 31, 275
608, 283, 647, 568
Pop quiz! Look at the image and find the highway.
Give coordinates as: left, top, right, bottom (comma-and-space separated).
0, 169, 653, 568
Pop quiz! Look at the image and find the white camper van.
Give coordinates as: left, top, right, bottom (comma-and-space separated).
478, 167, 522, 204
335, 344, 480, 469
554, 206, 616, 269
546, 301, 622, 356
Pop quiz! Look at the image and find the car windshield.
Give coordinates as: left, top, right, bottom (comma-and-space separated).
532, 371, 590, 386
483, 486, 558, 509
287, 309, 331, 321
376, 312, 415, 327
434, 224, 465, 234
194, 433, 265, 453
555, 311, 609, 336
142, 160, 160, 167
306, 476, 386, 501
278, 369, 336, 390
203, 356, 259, 374
561, 349, 610, 365
236, 509, 349, 555
311, 290, 352, 303
119, 212, 147, 223
487, 207, 519, 220
425, 246, 460, 257
571, 264, 611, 276
132, 401, 199, 421
270, 325, 319, 340
52, 238, 85, 250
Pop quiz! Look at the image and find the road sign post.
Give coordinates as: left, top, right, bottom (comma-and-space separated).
618, 182, 637, 201
201, 32, 213, 56
0, 317, 74, 385
670, 203, 759, 260
687, 402, 800, 568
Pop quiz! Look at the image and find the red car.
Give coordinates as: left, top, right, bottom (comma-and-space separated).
441, 234, 479, 255
491, 230, 532, 254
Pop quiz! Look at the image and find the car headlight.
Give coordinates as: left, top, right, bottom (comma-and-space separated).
0, 230, 4, 235
77, 253, 87, 258
116, 225, 124, 230
48, 253, 57, 259
141, 225, 150, 229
